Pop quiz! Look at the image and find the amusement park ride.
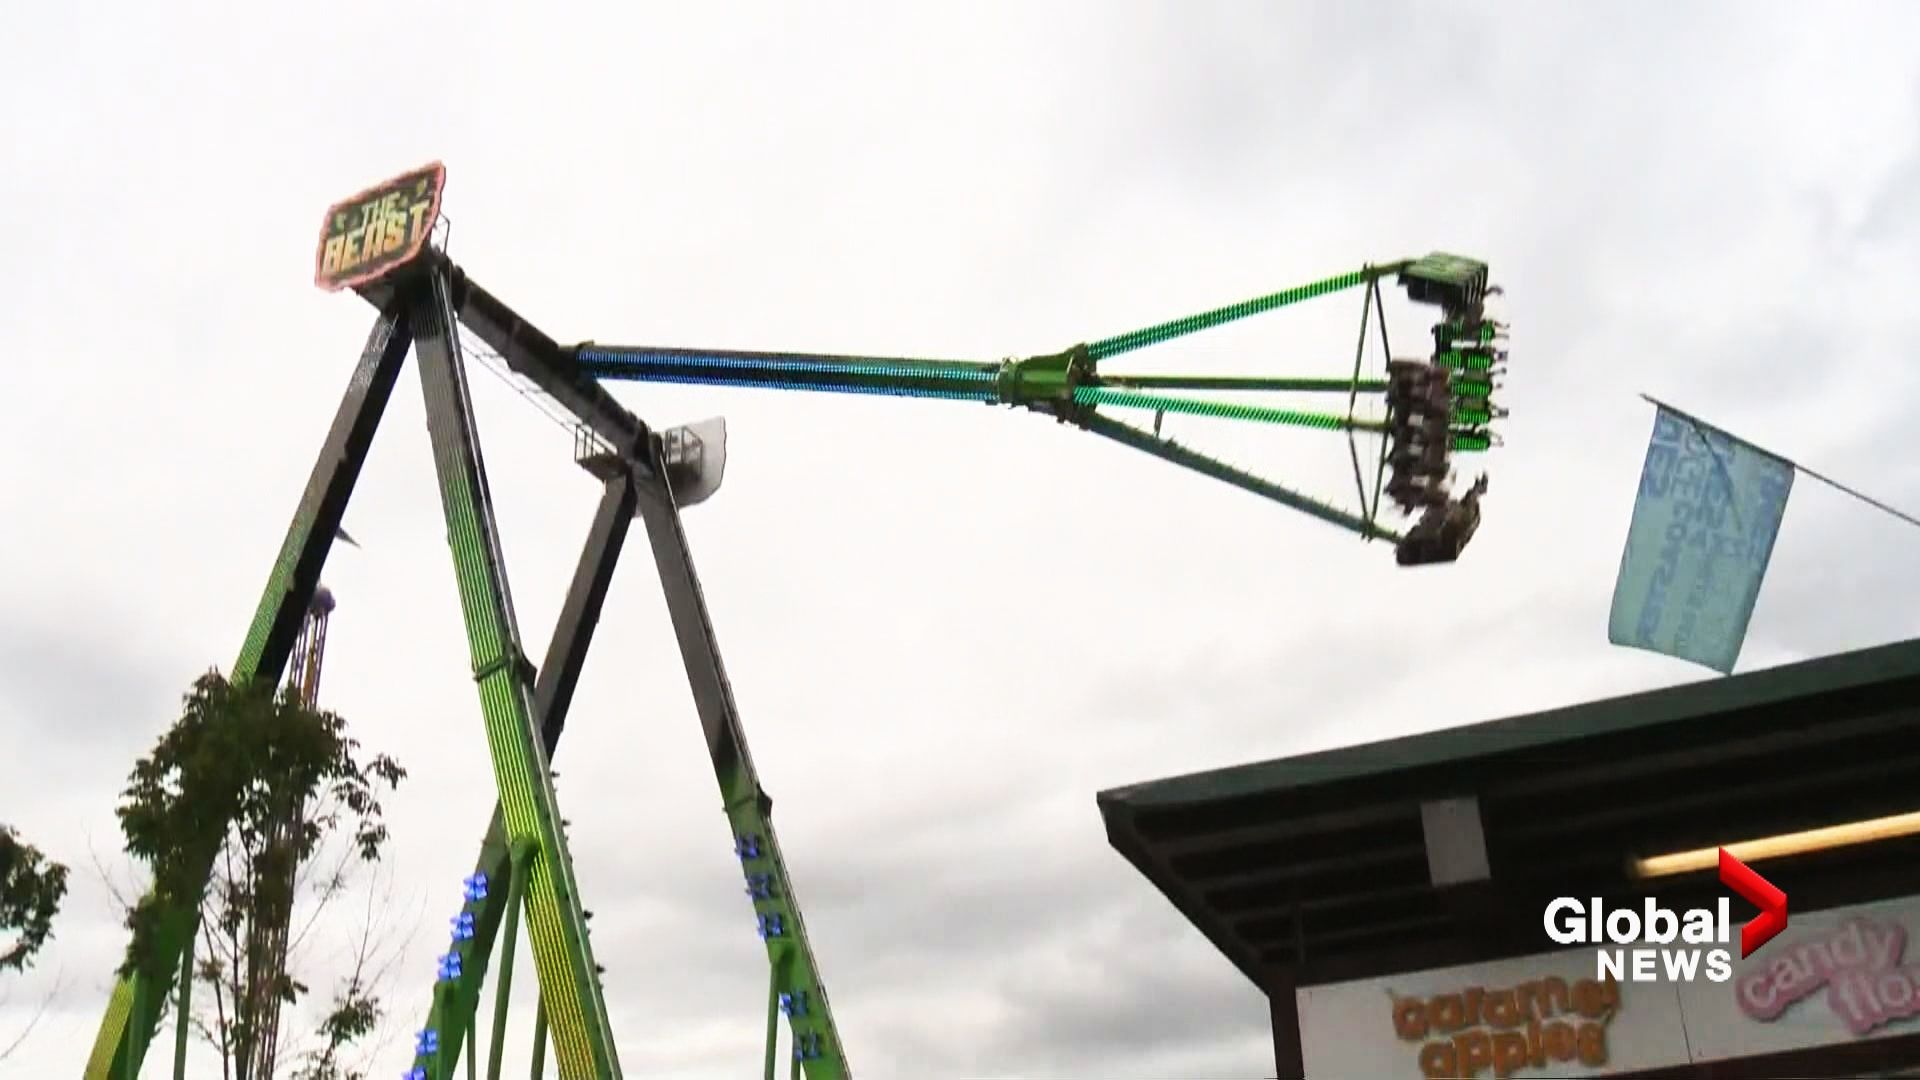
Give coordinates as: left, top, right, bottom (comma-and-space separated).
81, 163, 1507, 1079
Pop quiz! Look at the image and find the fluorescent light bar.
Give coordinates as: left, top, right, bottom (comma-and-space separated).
1633, 810, 1920, 878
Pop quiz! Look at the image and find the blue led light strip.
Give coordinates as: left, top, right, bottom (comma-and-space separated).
576, 346, 999, 384
589, 368, 996, 403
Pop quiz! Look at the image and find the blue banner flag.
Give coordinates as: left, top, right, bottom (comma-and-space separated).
1608, 405, 1795, 673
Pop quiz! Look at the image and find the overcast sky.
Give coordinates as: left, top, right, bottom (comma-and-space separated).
4, 3, 1919, 1077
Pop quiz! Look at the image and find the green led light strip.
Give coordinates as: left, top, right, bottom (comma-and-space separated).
1086, 269, 1377, 361
414, 279, 619, 1079
1436, 349, 1500, 372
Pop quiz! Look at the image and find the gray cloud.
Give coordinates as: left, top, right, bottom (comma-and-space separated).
0, 610, 182, 762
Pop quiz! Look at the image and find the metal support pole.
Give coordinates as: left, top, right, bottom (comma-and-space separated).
764, 960, 781, 1080
529, 998, 548, 1079
633, 464, 850, 1079
402, 471, 637, 1079
486, 841, 535, 1080
1366, 280, 1396, 528
529, 999, 548, 1079
411, 267, 620, 1079
1345, 279, 1375, 521
122, 980, 140, 1080
1076, 412, 1397, 541
1346, 274, 1372, 421
172, 932, 194, 1080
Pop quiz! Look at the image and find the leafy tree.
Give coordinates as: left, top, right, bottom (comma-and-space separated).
117, 670, 405, 1080
0, 823, 69, 1061
0, 824, 68, 974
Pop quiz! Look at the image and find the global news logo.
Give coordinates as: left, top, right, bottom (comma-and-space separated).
1542, 849, 1788, 983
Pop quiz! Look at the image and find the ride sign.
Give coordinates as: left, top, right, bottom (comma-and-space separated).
314, 162, 447, 292
1543, 849, 1788, 984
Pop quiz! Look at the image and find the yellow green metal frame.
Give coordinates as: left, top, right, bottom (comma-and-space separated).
86, 249, 852, 1079
410, 270, 620, 1077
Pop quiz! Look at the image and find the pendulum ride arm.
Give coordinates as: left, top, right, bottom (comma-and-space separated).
401, 471, 638, 1080
410, 267, 621, 1078
631, 447, 849, 1079
83, 301, 417, 1080
574, 264, 1449, 544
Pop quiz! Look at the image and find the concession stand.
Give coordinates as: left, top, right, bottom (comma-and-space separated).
1099, 636, 1920, 1078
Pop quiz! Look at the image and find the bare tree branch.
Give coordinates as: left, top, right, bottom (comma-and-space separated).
0, 967, 65, 1061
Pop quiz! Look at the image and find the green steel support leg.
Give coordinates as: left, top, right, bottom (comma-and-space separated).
403, 472, 637, 1079
84, 300, 417, 1080
530, 998, 547, 1079
486, 841, 535, 1080
122, 981, 140, 1080
410, 268, 620, 1079
632, 465, 849, 1079
173, 933, 193, 1080
467, 1026, 476, 1080
764, 961, 780, 1080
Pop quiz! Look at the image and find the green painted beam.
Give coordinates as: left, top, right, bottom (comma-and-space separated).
411, 269, 620, 1079
84, 302, 416, 1080
402, 473, 637, 1079
634, 473, 849, 1079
